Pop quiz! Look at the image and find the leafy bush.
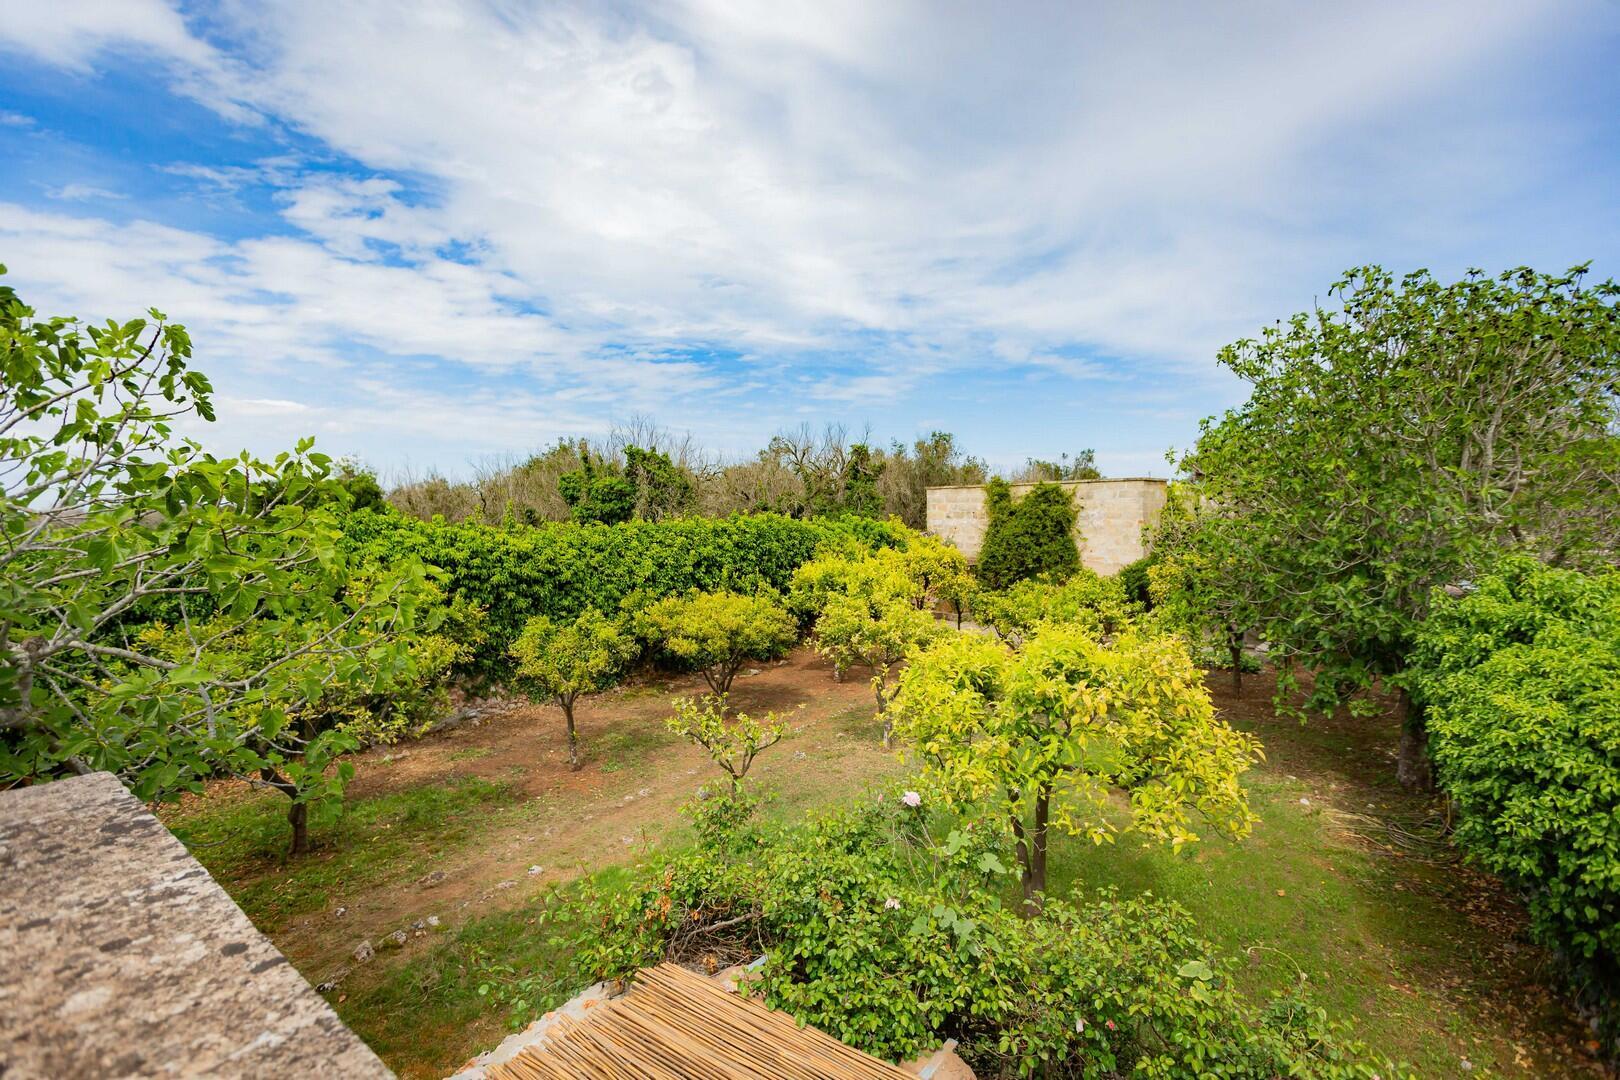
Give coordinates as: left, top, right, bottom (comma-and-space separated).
636, 590, 798, 697
667, 694, 789, 792
1407, 558, 1620, 1050
1118, 553, 1158, 609
341, 511, 906, 676
559, 795, 1399, 1077
510, 609, 638, 769
973, 569, 1134, 645
975, 479, 1081, 589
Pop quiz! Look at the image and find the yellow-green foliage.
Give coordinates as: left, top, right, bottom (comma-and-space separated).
973, 569, 1135, 645
511, 608, 637, 768
637, 590, 797, 697
892, 625, 1259, 866
510, 609, 637, 709
666, 693, 789, 790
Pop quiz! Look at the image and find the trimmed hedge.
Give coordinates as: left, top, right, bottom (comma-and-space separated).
341, 510, 904, 676
1408, 557, 1620, 1051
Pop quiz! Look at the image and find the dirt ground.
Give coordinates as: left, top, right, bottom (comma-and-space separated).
252, 648, 904, 984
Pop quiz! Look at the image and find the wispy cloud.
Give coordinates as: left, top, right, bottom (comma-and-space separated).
0, 0, 1614, 473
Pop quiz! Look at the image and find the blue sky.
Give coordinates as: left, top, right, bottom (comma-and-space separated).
1, 1, 1618, 480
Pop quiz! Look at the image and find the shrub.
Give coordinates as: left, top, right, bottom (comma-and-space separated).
637, 590, 798, 698
666, 694, 789, 793
974, 479, 1081, 589
973, 569, 1134, 645
1407, 558, 1620, 1050
1118, 553, 1158, 609
510, 609, 638, 769
561, 795, 1400, 1077
340, 511, 907, 677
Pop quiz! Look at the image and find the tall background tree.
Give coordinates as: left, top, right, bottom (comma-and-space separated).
1180, 264, 1620, 788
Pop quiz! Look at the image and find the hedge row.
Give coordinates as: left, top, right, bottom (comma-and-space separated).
1408, 557, 1620, 1051
341, 510, 906, 675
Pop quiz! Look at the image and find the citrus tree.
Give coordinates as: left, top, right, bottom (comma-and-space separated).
666, 693, 788, 793
813, 591, 944, 748
637, 590, 797, 700
891, 626, 1260, 913
1185, 265, 1620, 788
0, 267, 428, 822
511, 609, 638, 769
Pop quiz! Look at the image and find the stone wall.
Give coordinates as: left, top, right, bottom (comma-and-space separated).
0, 772, 393, 1078
925, 478, 1168, 575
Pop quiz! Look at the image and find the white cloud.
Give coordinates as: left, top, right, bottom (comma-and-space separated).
44, 183, 127, 202
0, 0, 1609, 472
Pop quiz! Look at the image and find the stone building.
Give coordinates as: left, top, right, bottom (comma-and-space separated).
925, 478, 1167, 575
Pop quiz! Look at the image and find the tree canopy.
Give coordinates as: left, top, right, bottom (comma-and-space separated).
1178, 264, 1620, 786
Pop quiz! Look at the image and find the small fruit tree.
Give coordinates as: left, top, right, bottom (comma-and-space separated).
891, 626, 1260, 913
511, 609, 638, 769
813, 583, 944, 749
666, 694, 787, 794
638, 590, 797, 701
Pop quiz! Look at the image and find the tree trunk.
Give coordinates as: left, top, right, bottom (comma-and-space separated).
1227, 625, 1243, 693
1028, 790, 1050, 914
1009, 807, 1036, 916
287, 800, 309, 856
260, 767, 309, 856
875, 679, 891, 750
563, 698, 581, 771
1395, 688, 1433, 792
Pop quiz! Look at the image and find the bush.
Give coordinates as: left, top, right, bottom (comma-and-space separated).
1407, 557, 1620, 1051
974, 480, 1081, 589
1118, 553, 1158, 610
560, 795, 1400, 1077
973, 569, 1134, 644
637, 590, 798, 697
341, 511, 906, 677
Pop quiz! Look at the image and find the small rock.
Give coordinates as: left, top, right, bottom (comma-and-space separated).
620, 835, 634, 845
316, 977, 341, 993
793, 751, 807, 760
744, 668, 762, 677
495, 879, 517, 890
427, 915, 441, 929
638, 787, 652, 797
527, 864, 543, 876
419, 870, 448, 889
352, 940, 375, 963
384, 929, 408, 949
411, 919, 427, 931
334, 906, 347, 918
1298, 797, 1311, 807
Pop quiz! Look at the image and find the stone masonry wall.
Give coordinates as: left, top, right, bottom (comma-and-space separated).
926, 478, 1168, 575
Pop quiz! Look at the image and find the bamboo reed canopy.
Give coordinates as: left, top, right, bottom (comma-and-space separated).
486, 963, 912, 1080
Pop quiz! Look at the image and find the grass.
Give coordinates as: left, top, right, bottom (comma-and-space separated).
165, 668, 1592, 1079
165, 776, 518, 929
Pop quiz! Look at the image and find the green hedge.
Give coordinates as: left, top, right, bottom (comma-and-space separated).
341, 511, 904, 676
1408, 557, 1620, 1051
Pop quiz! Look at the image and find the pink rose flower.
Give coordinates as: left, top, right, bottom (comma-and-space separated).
901, 790, 922, 808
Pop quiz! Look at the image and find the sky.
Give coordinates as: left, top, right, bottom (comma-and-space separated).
1, 1, 1617, 480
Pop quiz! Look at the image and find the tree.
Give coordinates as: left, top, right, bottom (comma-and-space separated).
623, 444, 694, 521
1185, 265, 1620, 788
666, 693, 788, 793
558, 445, 636, 524
891, 626, 1259, 914
974, 480, 1081, 590
637, 590, 797, 700
1014, 450, 1101, 482
0, 266, 427, 834
876, 430, 988, 529
973, 569, 1133, 647
1141, 483, 1259, 692
840, 443, 884, 517
813, 590, 944, 748
511, 609, 637, 769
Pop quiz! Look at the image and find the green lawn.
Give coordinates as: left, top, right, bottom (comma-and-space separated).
164, 673, 1595, 1078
